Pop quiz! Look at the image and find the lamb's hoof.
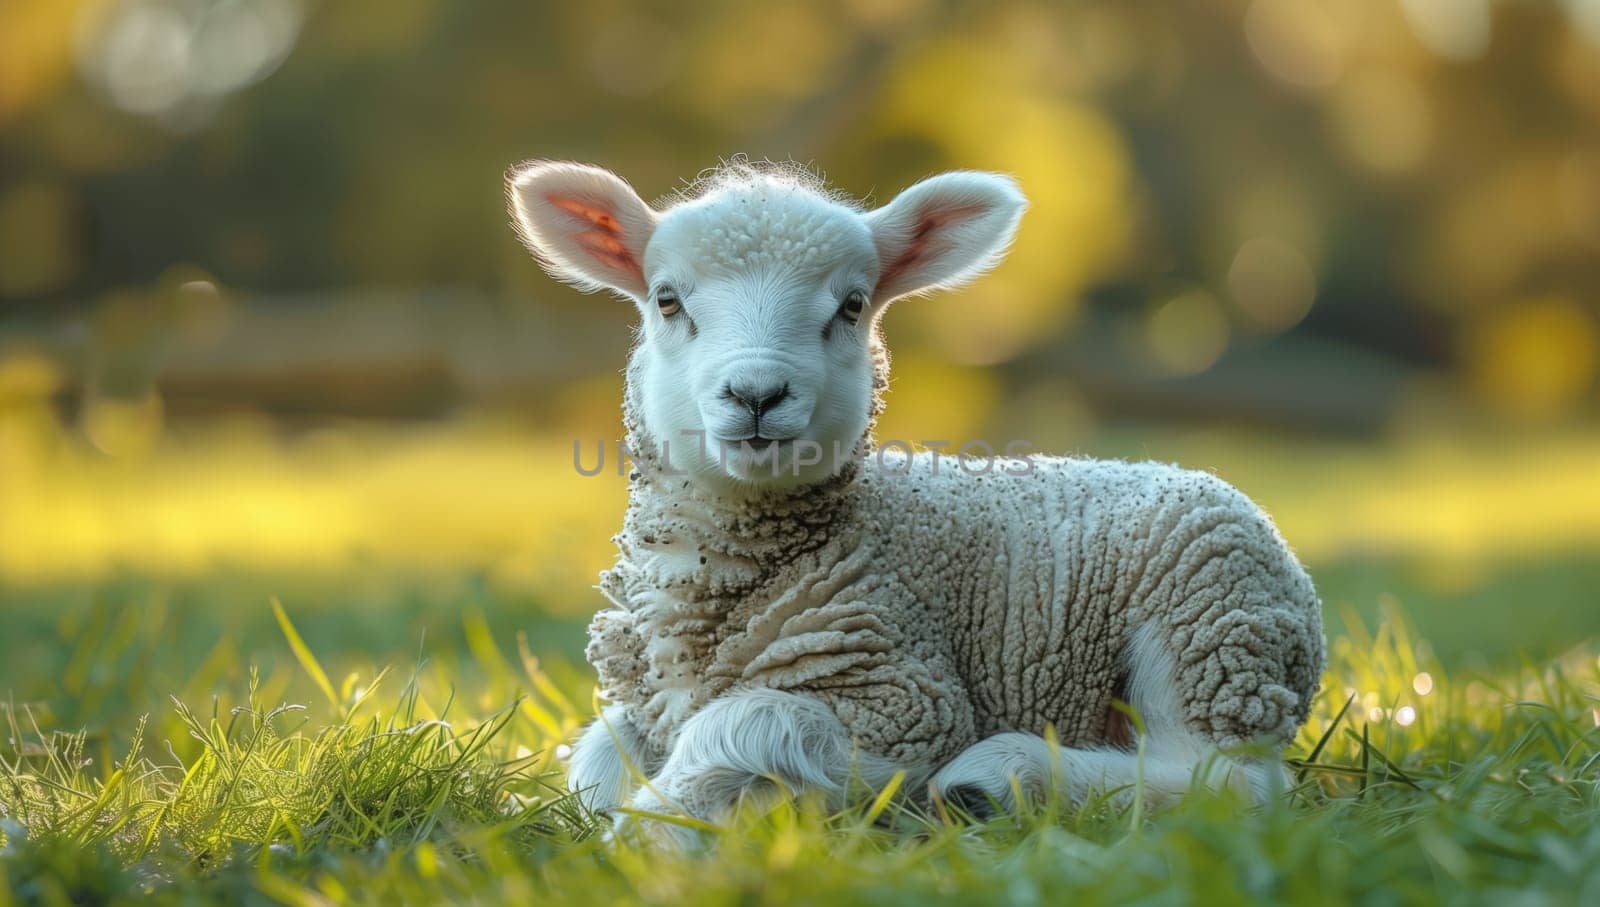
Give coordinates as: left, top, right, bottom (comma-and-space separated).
939, 783, 1002, 821
613, 790, 711, 851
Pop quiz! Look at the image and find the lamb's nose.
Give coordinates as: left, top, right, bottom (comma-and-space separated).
724, 381, 790, 417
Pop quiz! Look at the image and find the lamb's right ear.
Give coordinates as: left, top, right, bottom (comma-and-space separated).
507, 161, 658, 299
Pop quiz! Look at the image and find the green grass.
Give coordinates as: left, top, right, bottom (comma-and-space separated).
2, 557, 1598, 905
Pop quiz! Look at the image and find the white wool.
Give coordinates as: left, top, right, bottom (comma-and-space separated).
507, 158, 1326, 842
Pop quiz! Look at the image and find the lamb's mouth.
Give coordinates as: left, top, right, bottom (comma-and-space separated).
717, 436, 795, 450
715, 436, 803, 478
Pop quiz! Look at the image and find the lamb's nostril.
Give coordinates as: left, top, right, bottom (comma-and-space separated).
756, 383, 790, 415
726, 382, 790, 417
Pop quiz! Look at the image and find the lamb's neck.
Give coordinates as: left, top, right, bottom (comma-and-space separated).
608, 421, 862, 601
635, 439, 857, 553
606, 345, 883, 611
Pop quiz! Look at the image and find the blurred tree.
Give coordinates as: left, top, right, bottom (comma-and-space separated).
0, 0, 1595, 429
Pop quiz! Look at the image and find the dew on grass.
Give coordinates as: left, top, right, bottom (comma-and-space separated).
1396, 705, 1417, 727
1412, 672, 1434, 696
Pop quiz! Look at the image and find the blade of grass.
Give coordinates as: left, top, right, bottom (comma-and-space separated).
272, 599, 341, 715
863, 770, 906, 825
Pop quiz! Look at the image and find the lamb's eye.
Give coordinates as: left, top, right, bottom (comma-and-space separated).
655, 286, 682, 317
838, 289, 868, 324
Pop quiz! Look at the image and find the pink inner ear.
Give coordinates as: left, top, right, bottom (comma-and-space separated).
547, 194, 643, 283
876, 202, 990, 298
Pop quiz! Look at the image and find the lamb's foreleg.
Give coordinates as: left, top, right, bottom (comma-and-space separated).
567, 703, 654, 814
616, 688, 899, 847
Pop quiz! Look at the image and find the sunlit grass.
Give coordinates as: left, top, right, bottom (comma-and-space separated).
5, 402, 1600, 607
0, 412, 627, 612
2, 594, 1597, 905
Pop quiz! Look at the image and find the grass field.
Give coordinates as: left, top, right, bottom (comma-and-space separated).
3, 554, 1598, 906
3, 428, 1600, 907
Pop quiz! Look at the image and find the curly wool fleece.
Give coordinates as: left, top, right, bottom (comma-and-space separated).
587, 356, 1326, 776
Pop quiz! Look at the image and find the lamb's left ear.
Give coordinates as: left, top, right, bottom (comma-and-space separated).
864, 171, 1028, 302
507, 161, 658, 299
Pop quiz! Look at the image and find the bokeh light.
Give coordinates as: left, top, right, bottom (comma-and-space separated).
1146, 290, 1230, 375
1244, 0, 1347, 90
1226, 237, 1317, 333
1400, 0, 1492, 60
1573, 0, 1600, 45
1329, 67, 1433, 175
1412, 672, 1433, 696
75, 0, 304, 119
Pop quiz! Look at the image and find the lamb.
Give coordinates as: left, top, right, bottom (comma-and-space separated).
506, 158, 1326, 844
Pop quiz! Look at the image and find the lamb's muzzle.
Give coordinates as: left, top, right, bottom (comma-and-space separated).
506, 157, 1327, 844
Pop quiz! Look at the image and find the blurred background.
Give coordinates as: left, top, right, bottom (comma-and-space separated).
2, 0, 1598, 710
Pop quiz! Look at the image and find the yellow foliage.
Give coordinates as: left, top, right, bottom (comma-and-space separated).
1463, 296, 1598, 422
0, 0, 94, 122
871, 32, 1132, 363
873, 350, 998, 444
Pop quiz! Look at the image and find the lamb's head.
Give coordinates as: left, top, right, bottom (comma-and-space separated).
508, 160, 1026, 493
